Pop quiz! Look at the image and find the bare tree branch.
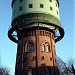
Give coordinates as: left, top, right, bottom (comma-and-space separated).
0, 67, 10, 75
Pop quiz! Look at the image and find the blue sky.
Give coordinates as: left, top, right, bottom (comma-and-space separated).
0, 0, 74, 75
56, 0, 74, 61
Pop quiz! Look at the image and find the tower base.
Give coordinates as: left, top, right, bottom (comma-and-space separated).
15, 29, 59, 75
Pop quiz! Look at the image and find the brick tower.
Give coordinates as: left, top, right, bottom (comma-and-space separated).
8, 0, 64, 75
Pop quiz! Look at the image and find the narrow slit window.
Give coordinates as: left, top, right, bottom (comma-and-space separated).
56, 3, 58, 7
32, 56, 36, 60
41, 56, 44, 60
56, 10, 58, 15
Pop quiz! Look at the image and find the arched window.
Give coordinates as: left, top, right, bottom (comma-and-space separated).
27, 44, 31, 52
42, 44, 45, 52
31, 43, 34, 51
25, 43, 27, 52
45, 42, 50, 52
46, 68, 50, 75
46, 45, 50, 52
25, 41, 34, 52
41, 42, 50, 52
25, 44, 30, 52
28, 68, 33, 75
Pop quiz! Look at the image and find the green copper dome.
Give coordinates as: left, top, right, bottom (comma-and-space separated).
8, 0, 64, 43
12, 0, 60, 26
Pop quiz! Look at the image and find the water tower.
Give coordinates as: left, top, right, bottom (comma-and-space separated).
8, 0, 64, 75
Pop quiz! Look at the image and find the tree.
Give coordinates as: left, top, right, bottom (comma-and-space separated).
0, 67, 10, 75
71, 64, 75, 75
57, 57, 66, 75
57, 57, 75, 75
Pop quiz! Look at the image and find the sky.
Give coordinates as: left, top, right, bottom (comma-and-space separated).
0, 0, 74, 75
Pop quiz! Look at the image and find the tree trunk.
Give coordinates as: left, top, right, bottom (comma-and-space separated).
71, 65, 75, 75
